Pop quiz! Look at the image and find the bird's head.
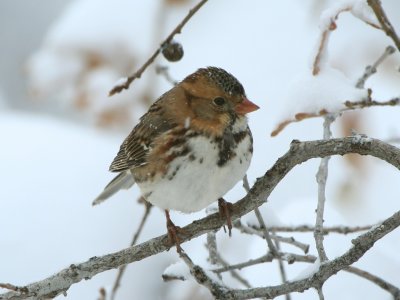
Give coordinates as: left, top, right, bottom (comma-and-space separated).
179, 67, 259, 132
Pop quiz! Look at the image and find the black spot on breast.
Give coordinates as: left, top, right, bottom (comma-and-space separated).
215, 131, 237, 167
233, 131, 247, 143
189, 153, 196, 161
199, 157, 204, 164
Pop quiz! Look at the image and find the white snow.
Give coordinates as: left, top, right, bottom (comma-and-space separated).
292, 259, 321, 281
163, 261, 191, 281
112, 77, 128, 87
276, 66, 368, 124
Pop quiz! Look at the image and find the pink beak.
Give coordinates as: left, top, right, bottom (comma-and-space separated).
235, 98, 259, 115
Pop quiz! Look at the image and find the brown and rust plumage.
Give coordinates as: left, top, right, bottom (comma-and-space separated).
109, 67, 252, 173
94, 67, 259, 252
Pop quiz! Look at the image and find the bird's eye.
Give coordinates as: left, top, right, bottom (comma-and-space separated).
213, 97, 226, 106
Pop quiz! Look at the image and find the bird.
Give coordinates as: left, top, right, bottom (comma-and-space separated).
94, 66, 259, 252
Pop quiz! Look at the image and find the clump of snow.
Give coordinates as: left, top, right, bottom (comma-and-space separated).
277, 66, 368, 123
292, 259, 321, 281
352, 133, 372, 144
350, 0, 379, 27
112, 77, 128, 87
163, 261, 191, 281
318, 0, 377, 32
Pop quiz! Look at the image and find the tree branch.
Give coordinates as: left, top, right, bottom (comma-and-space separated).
314, 115, 336, 263
367, 0, 400, 51
1, 136, 400, 299
220, 209, 400, 299
108, 0, 209, 96
253, 224, 373, 235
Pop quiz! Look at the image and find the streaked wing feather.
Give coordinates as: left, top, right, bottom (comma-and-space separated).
109, 99, 176, 172
92, 171, 135, 205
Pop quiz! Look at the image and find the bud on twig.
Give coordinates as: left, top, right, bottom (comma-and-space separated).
162, 41, 184, 62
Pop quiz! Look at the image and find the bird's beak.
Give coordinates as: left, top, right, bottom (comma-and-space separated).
235, 98, 260, 115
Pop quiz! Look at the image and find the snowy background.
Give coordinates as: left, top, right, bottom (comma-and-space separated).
1, 0, 400, 299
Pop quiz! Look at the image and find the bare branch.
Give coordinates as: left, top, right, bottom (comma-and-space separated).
367, 0, 400, 51
1, 136, 400, 299
262, 224, 373, 235
108, 0, 208, 96
212, 252, 316, 274
271, 97, 399, 137
110, 200, 152, 300
211, 253, 252, 288
235, 222, 310, 253
344, 97, 400, 109
219, 209, 400, 299
0, 284, 28, 295
314, 115, 336, 262
345, 266, 400, 298
356, 45, 396, 88
156, 65, 179, 86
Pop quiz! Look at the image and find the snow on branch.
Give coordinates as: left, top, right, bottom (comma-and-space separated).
312, 0, 380, 76
271, 0, 400, 138
1, 136, 400, 299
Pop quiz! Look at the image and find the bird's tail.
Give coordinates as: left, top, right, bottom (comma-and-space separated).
92, 171, 135, 206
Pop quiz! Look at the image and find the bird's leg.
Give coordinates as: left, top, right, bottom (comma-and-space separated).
218, 198, 234, 236
165, 210, 183, 253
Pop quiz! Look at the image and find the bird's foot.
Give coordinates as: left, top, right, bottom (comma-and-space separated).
165, 210, 185, 253
218, 198, 234, 236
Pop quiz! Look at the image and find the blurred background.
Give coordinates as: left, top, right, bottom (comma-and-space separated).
1, 0, 399, 299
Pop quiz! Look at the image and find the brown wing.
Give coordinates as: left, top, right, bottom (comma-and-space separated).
109, 96, 177, 172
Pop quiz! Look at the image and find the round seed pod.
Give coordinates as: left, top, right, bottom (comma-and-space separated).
162, 41, 184, 62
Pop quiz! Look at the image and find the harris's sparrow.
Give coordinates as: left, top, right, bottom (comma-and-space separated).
94, 67, 259, 252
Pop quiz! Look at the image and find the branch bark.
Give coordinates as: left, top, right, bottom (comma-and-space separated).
220, 209, 400, 299
1, 136, 400, 299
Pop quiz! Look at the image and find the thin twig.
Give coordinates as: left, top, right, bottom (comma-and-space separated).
344, 97, 400, 109
235, 221, 310, 253
367, 0, 400, 51
314, 115, 336, 262
356, 45, 396, 88
345, 266, 400, 299
213, 253, 252, 288
97, 287, 106, 300
220, 209, 400, 299
108, 0, 209, 96
312, 6, 351, 76
243, 176, 277, 255
212, 252, 316, 274
0, 284, 28, 295
244, 175, 290, 300
257, 224, 373, 235
317, 287, 325, 300
110, 200, 152, 300
156, 65, 179, 86
271, 97, 399, 137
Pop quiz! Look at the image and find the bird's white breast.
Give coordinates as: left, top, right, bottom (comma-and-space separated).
137, 118, 252, 213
